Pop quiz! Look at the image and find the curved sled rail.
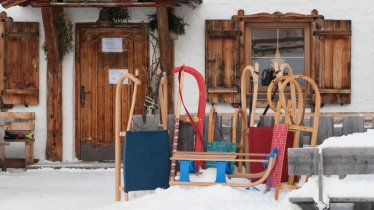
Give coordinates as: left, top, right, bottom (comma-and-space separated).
278, 75, 321, 147
159, 72, 168, 129
240, 64, 259, 128
114, 71, 141, 201
232, 108, 247, 173
173, 66, 206, 169
240, 64, 259, 172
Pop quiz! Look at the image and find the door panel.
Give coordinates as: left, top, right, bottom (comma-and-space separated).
77, 25, 148, 160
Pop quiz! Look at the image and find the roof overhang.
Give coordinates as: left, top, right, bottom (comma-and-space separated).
1, 0, 202, 9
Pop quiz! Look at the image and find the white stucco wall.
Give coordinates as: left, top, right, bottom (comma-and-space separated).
1, 0, 374, 161
174, 0, 374, 114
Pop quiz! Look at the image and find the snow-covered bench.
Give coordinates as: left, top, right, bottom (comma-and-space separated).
288, 146, 374, 210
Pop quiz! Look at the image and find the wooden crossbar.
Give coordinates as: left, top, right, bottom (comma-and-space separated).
170, 180, 264, 187
171, 156, 269, 163
0, 112, 35, 119
288, 125, 314, 132
174, 151, 269, 157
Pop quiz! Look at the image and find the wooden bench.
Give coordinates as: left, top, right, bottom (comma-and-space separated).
0, 112, 35, 171
288, 147, 374, 210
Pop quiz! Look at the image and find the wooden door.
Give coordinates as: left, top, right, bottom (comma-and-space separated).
76, 25, 148, 160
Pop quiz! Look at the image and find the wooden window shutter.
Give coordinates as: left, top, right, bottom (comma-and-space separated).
205, 20, 241, 104
315, 19, 351, 104
0, 19, 39, 106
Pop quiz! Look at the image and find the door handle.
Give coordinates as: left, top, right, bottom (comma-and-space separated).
80, 86, 90, 107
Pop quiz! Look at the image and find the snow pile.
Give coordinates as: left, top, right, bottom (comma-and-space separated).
290, 129, 374, 206
0, 168, 301, 210
291, 175, 374, 201
318, 129, 374, 149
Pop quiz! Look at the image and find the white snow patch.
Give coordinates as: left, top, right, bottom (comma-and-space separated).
0, 168, 301, 210
291, 129, 374, 207
318, 129, 374, 150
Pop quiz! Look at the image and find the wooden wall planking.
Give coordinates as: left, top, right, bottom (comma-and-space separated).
131, 114, 373, 154
312, 115, 334, 145
342, 115, 365, 135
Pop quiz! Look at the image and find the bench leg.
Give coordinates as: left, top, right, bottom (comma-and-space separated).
179, 160, 194, 182
25, 141, 34, 166
0, 144, 6, 171
215, 161, 228, 183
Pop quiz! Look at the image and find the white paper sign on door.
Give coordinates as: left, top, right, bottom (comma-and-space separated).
109, 69, 128, 84
102, 38, 123, 53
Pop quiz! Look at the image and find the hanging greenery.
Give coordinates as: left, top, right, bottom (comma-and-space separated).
148, 9, 188, 36
42, 8, 73, 61
109, 7, 130, 24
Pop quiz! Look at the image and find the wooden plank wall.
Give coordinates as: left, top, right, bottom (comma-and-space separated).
131, 113, 373, 152
2, 21, 39, 105
205, 20, 241, 104
315, 19, 351, 104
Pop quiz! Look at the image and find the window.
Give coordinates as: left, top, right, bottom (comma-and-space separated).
244, 23, 311, 104
205, 10, 351, 106
246, 23, 310, 87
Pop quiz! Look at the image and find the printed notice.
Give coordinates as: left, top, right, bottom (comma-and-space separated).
102, 38, 123, 53
109, 69, 128, 84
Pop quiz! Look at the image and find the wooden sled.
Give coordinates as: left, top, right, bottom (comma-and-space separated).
169, 149, 277, 187
266, 73, 321, 199
171, 66, 206, 172
170, 123, 290, 189
115, 71, 170, 201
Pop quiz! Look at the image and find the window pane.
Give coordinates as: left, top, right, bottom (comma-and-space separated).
251, 28, 305, 87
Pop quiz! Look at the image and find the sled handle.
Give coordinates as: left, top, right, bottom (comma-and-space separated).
114, 70, 141, 201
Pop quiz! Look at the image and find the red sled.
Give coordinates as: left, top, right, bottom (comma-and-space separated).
173, 66, 206, 171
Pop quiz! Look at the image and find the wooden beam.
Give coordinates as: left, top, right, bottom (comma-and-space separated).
1, 0, 30, 9
288, 147, 374, 176
41, 7, 63, 161
0, 112, 35, 119
156, 4, 174, 113
4, 89, 39, 95
31, 1, 177, 8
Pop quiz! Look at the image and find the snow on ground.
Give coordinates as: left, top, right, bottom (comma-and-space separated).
0, 168, 300, 210
290, 129, 374, 206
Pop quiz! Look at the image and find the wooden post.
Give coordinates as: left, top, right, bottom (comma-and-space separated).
0, 118, 6, 171
156, 2, 174, 113
41, 7, 63, 161
25, 141, 34, 166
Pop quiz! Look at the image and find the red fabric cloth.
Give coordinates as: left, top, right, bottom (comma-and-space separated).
248, 126, 295, 183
